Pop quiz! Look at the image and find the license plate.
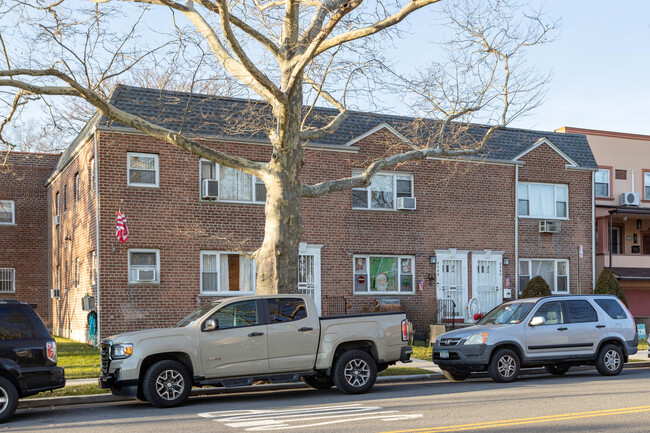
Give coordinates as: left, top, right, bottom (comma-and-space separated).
440, 350, 449, 359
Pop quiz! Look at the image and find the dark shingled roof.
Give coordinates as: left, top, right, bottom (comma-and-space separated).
54, 84, 597, 176
611, 267, 650, 279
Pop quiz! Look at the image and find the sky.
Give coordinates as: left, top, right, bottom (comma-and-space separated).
386, 0, 650, 135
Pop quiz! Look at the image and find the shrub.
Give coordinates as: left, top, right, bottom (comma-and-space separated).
594, 268, 629, 307
522, 276, 551, 298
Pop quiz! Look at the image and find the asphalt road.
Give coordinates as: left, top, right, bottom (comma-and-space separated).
7, 367, 650, 433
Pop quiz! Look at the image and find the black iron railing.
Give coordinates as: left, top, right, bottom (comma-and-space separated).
437, 299, 456, 330
323, 295, 348, 316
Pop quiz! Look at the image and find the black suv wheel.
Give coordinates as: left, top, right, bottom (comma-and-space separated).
488, 348, 520, 383
0, 376, 18, 424
595, 344, 624, 376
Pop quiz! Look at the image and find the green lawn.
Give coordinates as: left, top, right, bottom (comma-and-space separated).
56, 336, 101, 380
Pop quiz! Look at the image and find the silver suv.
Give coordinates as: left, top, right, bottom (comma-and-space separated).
432, 295, 637, 382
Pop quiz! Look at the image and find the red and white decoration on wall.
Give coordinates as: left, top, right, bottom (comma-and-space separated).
116, 210, 129, 243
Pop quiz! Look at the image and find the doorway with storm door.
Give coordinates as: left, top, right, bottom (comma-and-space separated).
298, 243, 322, 314
472, 250, 503, 317
435, 249, 469, 322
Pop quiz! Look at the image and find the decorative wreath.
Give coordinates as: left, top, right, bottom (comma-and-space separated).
473, 313, 484, 321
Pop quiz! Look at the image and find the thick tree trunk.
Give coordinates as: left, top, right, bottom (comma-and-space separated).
255, 85, 305, 295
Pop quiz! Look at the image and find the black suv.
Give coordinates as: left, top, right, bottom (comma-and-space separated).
0, 300, 65, 422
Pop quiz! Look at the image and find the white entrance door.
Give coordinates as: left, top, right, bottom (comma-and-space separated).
298, 243, 322, 314
435, 249, 469, 321
472, 250, 503, 315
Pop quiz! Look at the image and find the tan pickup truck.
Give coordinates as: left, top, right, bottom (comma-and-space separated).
99, 294, 412, 407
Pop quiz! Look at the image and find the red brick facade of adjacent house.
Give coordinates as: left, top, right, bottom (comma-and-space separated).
0, 152, 60, 324
44, 127, 594, 342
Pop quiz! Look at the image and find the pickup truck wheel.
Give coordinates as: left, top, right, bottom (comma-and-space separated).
0, 376, 18, 423
544, 364, 570, 376
441, 368, 470, 381
333, 350, 377, 394
302, 374, 334, 390
488, 349, 520, 383
595, 344, 624, 376
142, 360, 192, 408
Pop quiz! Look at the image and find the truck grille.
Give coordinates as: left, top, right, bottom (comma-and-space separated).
439, 338, 461, 346
100, 343, 111, 374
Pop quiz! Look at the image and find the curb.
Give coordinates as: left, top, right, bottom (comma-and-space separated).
18, 361, 650, 409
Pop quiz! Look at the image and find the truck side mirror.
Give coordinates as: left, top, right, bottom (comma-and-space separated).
529, 316, 545, 327
203, 319, 219, 332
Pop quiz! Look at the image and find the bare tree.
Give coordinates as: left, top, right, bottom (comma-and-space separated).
0, 0, 556, 294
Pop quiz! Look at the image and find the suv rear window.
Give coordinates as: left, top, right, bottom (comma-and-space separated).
567, 300, 598, 323
0, 307, 37, 339
594, 299, 627, 320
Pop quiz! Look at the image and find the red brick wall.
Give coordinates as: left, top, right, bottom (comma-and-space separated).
44, 128, 594, 340
0, 152, 59, 323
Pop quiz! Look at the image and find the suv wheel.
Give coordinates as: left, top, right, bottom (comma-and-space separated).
333, 350, 377, 394
441, 368, 471, 381
142, 360, 192, 408
0, 376, 18, 423
595, 344, 624, 376
488, 348, 520, 383
544, 364, 570, 376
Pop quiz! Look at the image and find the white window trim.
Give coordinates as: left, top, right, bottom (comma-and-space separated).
595, 168, 610, 198
127, 152, 160, 188
128, 248, 160, 284
351, 171, 414, 211
199, 159, 265, 204
0, 200, 15, 225
75, 257, 80, 287
518, 182, 569, 220
52, 266, 61, 299
0, 268, 15, 293
200, 250, 256, 296
91, 250, 97, 285
644, 172, 650, 200
74, 173, 80, 202
518, 258, 569, 294
352, 254, 416, 295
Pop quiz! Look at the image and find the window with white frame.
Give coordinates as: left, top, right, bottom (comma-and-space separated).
352, 172, 413, 210
89, 158, 95, 192
74, 173, 80, 203
91, 250, 97, 285
128, 249, 160, 283
75, 257, 80, 287
353, 255, 415, 294
519, 259, 568, 293
52, 266, 60, 298
645, 172, 650, 201
0, 268, 15, 293
518, 182, 568, 218
0, 200, 15, 225
200, 159, 266, 203
595, 169, 610, 198
200, 251, 256, 294
127, 153, 159, 187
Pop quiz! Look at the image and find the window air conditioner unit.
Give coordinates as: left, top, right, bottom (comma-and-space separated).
539, 220, 561, 234
136, 269, 156, 282
621, 192, 640, 206
397, 197, 417, 210
54, 215, 59, 226
202, 179, 219, 199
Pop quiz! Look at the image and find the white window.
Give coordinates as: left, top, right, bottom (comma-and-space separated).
128, 249, 160, 283
0, 200, 15, 225
595, 169, 610, 198
519, 259, 569, 293
518, 182, 568, 219
89, 158, 95, 192
127, 153, 159, 187
0, 268, 15, 293
644, 172, 650, 201
91, 250, 97, 285
352, 172, 413, 210
353, 255, 415, 294
52, 266, 61, 298
200, 159, 265, 203
75, 257, 80, 287
200, 251, 256, 294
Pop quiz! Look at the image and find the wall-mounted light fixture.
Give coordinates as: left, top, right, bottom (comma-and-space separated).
638, 219, 643, 230
503, 257, 510, 265
430, 256, 436, 264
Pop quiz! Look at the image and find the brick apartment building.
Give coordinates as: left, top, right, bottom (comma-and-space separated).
557, 127, 650, 323
2, 85, 597, 342
0, 152, 59, 323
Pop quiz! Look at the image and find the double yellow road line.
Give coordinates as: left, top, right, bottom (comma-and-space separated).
382, 405, 650, 432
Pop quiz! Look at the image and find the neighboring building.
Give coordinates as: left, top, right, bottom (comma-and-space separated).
14, 86, 598, 342
557, 127, 650, 321
0, 152, 60, 324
